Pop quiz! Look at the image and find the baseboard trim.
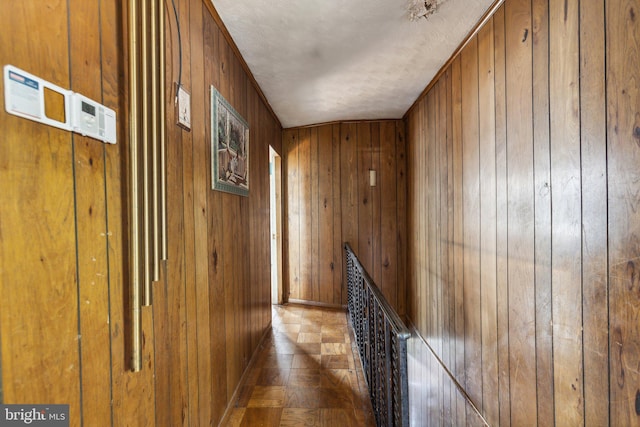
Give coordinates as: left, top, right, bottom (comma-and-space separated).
217, 320, 273, 427
286, 299, 346, 310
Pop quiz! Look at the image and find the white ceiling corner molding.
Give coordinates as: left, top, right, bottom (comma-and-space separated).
407, 0, 448, 21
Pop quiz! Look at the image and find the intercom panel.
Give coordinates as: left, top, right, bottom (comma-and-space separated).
4, 65, 117, 144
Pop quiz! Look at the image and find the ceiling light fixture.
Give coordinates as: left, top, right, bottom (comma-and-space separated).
407, 0, 445, 21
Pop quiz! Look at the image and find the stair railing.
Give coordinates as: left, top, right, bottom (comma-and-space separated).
344, 243, 410, 427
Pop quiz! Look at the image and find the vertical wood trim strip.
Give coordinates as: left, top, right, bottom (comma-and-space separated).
450, 57, 465, 422
492, 5, 511, 426
340, 122, 358, 304
331, 124, 343, 305
298, 128, 312, 301
396, 120, 407, 318
606, 0, 640, 424
532, 0, 554, 424
419, 97, 428, 341
432, 82, 442, 360
371, 122, 382, 288
177, 0, 197, 421
437, 78, 448, 368
380, 121, 397, 308
317, 125, 334, 305
285, 130, 300, 300
190, 0, 212, 424
550, 0, 584, 423
310, 127, 320, 301
505, 0, 537, 423
444, 65, 455, 416
461, 35, 482, 410
357, 122, 373, 273
579, 1, 609, 425
204, 18, 228, 422
69, 0, 112, 422
477, 18, 499, 427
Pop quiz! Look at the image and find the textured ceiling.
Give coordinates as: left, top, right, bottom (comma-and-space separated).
210, 0, 495, 128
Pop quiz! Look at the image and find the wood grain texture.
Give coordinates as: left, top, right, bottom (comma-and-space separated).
69, 0, 113, 425
531, 0, 554, 424
607, 0, 640, 425
177, 0, 200, 424
299, 128, 312, 302
434, 78, 446, 414
477, 20, 499, 427
285, 129, 301, 301
406, 102, 419, 327
204, 16, 229, 423
191, 1, 213, 424
4, 0, 640, 425
340, 122, 359, 285
380, 121, 398, 307
0, 1, 280, 426
371, 122, 382, 287
165, 0, 189, 418
317, 125, 334, 304
426, 88, 436, 356
404, 0, 640, 424
408, 328, 487, 427
419, 98, 428, 340
461, 36, 482, 410
331, 124, 344, 305
104, 0, 156, 425
443, 67, 455, 420
549, 0, 583, 424
283, 121, 405, 312
492, 6, 511, 426
450, 55, 465, 400
580, 1, 608, 426
505, 0, 537, 424
310, 127, 320, 301
395, 121, 407, 318
357, 122, 373, 273
0, 0, 80, 419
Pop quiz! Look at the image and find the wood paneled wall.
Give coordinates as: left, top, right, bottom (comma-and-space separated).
283, 122, 407, 314
0, 1, 156, 425
404, 0, 640, 425
0, 1, 280, 426
159, 1, 280, 424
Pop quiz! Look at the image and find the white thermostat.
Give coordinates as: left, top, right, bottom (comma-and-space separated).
71, 93, 116, 144
4, 65, 117, 144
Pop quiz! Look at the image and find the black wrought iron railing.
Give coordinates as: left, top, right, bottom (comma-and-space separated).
344, 243, 410, 427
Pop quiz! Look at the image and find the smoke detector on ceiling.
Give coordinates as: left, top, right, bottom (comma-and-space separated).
407, 0, 446, 21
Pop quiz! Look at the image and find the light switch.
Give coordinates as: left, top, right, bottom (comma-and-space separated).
177, 85, 191, 130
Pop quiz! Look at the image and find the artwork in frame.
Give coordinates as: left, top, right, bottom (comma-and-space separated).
211, 86, 249, 196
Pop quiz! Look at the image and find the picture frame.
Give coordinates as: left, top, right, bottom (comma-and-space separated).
211, 86, 249, 196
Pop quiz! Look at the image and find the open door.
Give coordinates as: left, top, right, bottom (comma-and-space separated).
269, 147, 283, 305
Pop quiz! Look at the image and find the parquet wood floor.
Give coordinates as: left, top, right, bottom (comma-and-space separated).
224, 304, 376, 426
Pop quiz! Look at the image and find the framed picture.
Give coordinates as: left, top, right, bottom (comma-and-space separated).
211, 86, 249, 196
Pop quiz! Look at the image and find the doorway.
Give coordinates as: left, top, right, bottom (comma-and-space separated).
269, 146, 283, 305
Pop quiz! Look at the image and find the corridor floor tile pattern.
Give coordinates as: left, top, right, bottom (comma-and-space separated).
225, 304, 376, 426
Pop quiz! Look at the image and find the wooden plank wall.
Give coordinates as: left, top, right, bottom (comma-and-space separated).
404, 0, 640, 425
283, 122, 406, 314
0, 1, 281, 426
0, 1, 156, 426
